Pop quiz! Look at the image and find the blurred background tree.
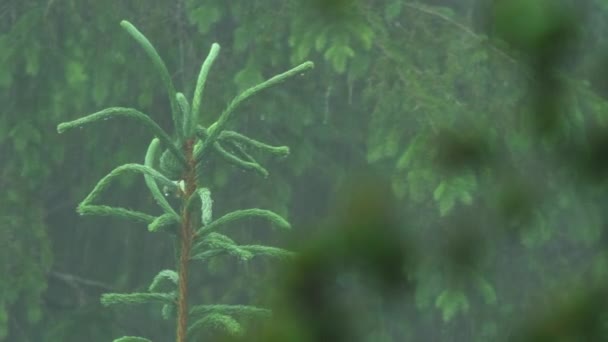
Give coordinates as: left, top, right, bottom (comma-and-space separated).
2, 0, 608, 340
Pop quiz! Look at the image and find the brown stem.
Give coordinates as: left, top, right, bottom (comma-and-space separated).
176, 139, 197, 342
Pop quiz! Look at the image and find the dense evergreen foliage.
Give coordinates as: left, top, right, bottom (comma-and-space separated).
3, 0, 608, 341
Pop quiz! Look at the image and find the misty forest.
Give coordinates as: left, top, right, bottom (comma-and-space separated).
2, 0, 608, 341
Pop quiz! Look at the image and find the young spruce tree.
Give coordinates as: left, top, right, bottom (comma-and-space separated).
57, 20, 313, 342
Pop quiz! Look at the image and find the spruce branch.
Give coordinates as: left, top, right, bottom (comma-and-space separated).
400, 2, 521, 68
57, 107, 186, 166
162, 303, 174, 319
192, 232, 294, 262
77, 203, 155, 223
197, 232, 236, 248
239, 245, 295, 260
113, 337, 152, 342
195, 208, 291, 238
191, 245, 294, 262
78, 163, 178, 223
177, 92, 192, 139
198, 188, 213, 226
181, 187, 213, 228
190, 43, 220, 137
148, 213, 179, 233
120, 20, 183, 141
191, 230, 294, 261
194, 126, 288, 177
190, 304, 271, 319
214, 141, 270, 178
194, 126, 289, 159
220, 130, 290, 157
101, 292, 176, 306
189, 249, 226, 262
187, 313, 242, 338
228, 140, 257, 164
191, 232, 253, 261
149, 270, 179, 292
144, 138, 179, 219
195, 61, 314, 162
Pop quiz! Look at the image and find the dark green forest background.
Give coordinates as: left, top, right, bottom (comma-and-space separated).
3, 0, 608, 341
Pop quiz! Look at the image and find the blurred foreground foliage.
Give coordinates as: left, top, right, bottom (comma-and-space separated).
3, 0, 608, 340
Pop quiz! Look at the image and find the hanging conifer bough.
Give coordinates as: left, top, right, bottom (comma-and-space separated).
57, 20, 313, 342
